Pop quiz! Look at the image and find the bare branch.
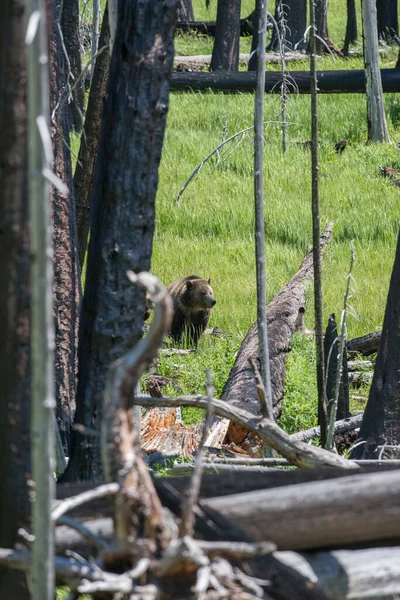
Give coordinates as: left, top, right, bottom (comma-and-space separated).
249, 357, 274, 420
51, 483, 119, 521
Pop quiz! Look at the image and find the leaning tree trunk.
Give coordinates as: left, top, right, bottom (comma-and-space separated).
376, 0, 398, 41
49, 0, 82, 457
177, 0, 194, 22
0, 1, 31, 597
267, 0, 307, 52
210, 0, 241, 72
362, 0, 390, 142
351, 231, 400, 459
343, 0, 358, 55
63, 0, 177, 482
74, 3, 111, 269
61, 0, 85, 131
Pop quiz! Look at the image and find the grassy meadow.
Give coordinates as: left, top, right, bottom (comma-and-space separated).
75, 1, 400, 431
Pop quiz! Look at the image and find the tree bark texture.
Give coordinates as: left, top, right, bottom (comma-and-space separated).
315, 0, 329, 53
219, 223, 333, 448
324, 314, 350, 422
376, 0, 398, 40
49, 0, 82, 457
64, 0, 176, 481
170, 68, 400, 93
0, 1, 31, 597
351, 231, 400, 459
203, 468, 400, 550
74, 3, 110, 270
61, 0, 85, 131
268, 0, 307, 51
347, 331, 381, 356
210, 0, 240, 72
362, 0, 390, 142
176, 0, 194, 22
343, 0, 358, 55
248, 3, 260, 72
177, 14, 254, 37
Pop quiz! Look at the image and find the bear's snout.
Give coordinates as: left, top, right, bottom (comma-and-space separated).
210, 298, 216, 307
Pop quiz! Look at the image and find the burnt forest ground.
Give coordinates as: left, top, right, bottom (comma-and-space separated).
73, 0, 400, 433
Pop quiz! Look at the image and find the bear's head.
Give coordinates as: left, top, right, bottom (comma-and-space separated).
184, 278, 216, 311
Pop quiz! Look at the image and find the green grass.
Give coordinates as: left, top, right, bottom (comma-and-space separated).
73, 0, 399, 432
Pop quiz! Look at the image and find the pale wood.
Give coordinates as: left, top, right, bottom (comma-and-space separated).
203, 468, 400, 550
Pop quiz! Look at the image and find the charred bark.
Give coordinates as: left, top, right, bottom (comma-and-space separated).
324, 314, 350, 422
63, 0, 176, 481
351, 231, 400, 459
61, 0, 84, 131
176, 0, 194, 22
347, 331, 381, 356
268, 0, 307, 52
74, 4, 110, 269
315, 0, 329, 53
177, 13, 254, 37
50, 0, 82, 457
376, 0, 398, 41
210, 0, 240, 72
343, 0, 358, 55
0, 1, 31, 597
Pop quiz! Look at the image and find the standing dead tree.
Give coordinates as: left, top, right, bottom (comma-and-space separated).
63, 0, 177, 482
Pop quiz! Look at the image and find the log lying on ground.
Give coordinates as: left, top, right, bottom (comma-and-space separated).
219, 222, 333, 447
170, 68, 400, 94
291, 413, 363, 443
347, 331, 381, 356
174, 51, 309, 69
202, 468, 400, 551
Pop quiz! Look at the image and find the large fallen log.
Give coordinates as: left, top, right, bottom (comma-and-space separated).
202, 468, 400, 550
170, 68, 400, 94
220, 222, 333, 447
347, 331, 381, 356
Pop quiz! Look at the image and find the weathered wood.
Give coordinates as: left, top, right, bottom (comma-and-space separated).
347, 331, 381, 356
220, 222, 333, 448
291, 413, 363, 443
170, 68, 400, 93
324, 314, 350, 421
202, 468, 400, 550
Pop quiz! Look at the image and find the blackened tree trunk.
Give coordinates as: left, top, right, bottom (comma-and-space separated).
0, 1, 31, 598
343, 0, 357, 56
63, 0, 177, 481
61, 0, 85, 131
248, 1, 260, 71
50, 0, 82, 457
267, 0, 307, 52
315, 0, 329, 53
376, 0, 398, 40
210, 0, 241, 72
324, 314, 350, 422
177, 0, 194, 22
74, 4, 111, 269
351, 231, 400, 459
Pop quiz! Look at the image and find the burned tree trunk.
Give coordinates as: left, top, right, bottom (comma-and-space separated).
177, 0, 194, 22
220, 223, 333, 449
268, 0, 307, 52
210, 0, 241, 72
74, 4, 111, 269
324, 313, 350, 422
343, 0, 358, 55
351, 231, 400, 459
49, 0, 82, 457
61, 0, 84, 131
63, 0, 176, 481
0, 1, 31, 597
315, 0, 329, 53
376, 0, 398, 41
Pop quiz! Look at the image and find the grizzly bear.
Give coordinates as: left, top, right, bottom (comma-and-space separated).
167, 275, 216, 344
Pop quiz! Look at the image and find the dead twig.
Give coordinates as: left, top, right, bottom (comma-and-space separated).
51, 483, 119, 521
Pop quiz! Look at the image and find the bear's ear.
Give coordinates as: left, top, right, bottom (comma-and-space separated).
186, 280, 193, 290
207, 278, 211, 284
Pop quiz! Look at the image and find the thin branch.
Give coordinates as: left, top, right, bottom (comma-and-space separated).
51, 482, 119, 521
249, 357, 273, 420
56, 515, 109, 550
134, 395, 358, 470
197, 540, 275, 559
174, 120, 300, 203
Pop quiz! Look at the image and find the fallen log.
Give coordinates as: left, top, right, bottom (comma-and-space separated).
170, 68, 400, 94
174, 51, 310, 69
291, 413, 363, 443
348, 371, 373, 387
347, 331, 381, 356
220, 222, 333, 447
202, 468, 400, 550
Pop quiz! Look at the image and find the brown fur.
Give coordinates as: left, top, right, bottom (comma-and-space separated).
167, 275, 216, 344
